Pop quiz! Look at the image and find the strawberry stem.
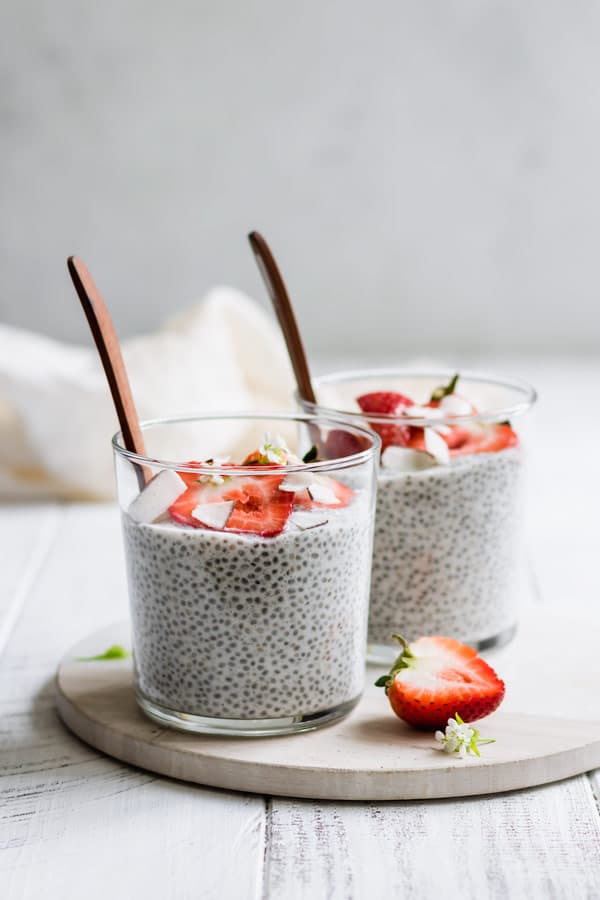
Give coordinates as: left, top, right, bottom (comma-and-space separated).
430, 373, 459, 402
374, 633, 414, 693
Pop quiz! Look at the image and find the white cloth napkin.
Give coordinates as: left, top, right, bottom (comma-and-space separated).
0, 287, 295, 500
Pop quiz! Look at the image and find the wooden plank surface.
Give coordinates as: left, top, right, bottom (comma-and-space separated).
264, 779, 600, 899
0, 505, 265, 900
1, 359, 599, 898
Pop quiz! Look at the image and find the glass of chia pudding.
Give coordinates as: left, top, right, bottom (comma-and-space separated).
113, 413, 379, 736
299, 370, 537, 663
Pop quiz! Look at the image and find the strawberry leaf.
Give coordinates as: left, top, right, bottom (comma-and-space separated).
430, 373, 460, 402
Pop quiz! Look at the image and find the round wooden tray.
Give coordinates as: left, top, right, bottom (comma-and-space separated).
56, 611, 600, 800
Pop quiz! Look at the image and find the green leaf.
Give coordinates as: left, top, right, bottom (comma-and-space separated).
374, 675, 390, 688
77, 644, 130, 661
302, 445, 319, 463
469, 739, 481, 758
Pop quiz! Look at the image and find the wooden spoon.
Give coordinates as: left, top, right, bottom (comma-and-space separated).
67, 256, 148, 485
248, 231, 317, 405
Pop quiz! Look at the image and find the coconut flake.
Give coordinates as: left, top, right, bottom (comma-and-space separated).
191, 500, 235, 529
128, 470, 187, 524
308, 482, 340, 505
278, 472, 314, 492
381, 445, 438, 471
402, 405, 444, 420
290, 510, 330, 531
424, 427, 450, 464
439, 394, 473, 416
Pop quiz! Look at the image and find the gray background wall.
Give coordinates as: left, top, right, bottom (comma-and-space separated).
1, 1, 599, 357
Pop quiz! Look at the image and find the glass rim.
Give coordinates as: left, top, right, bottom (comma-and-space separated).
111, 411, 381, 475
298, 367, 537, 426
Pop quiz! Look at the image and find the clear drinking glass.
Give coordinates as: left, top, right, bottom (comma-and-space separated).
299, 370, 537, 663
113, 413, 379, 736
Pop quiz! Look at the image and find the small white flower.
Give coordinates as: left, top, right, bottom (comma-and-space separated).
198, 457, 230, 486
435, 714, 495, 758
258, 433, 291, 464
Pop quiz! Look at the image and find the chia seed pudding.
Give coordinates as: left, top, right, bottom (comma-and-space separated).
113, 416, 378, 735
123, 496, 372, 721
369, 448, 523, 651
300, 370, 536, 663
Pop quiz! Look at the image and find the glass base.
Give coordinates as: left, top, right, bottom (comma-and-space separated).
367, 622, 518, 666
136, 692, 362, 737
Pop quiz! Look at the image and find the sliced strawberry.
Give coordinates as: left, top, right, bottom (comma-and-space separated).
176, 460, 208, 488
407, 421, 517, 455
169, 474, 262, 527
225, 476, 293, 537
376, 634, 505, 730
407, 425, 474, 452
442, 426, 474, 450
293, 477, 354, 510
357, 391, 415, 453
450, 423, 518, 456
241, 450, 263, 466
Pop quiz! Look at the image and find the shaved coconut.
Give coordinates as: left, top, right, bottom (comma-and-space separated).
439, 394, 472, 416
290, 511, 329, 530
128, 470, 186, 524
308, 482, 340, 505
278, 472, 314, 492
424, 427, 450, 464
191, 500, 235, 529
402, 405, 443, 419
381, 446, 438, 471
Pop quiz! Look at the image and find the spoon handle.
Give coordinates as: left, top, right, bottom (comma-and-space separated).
67, 256, 148, 483
248, 231, 317, 405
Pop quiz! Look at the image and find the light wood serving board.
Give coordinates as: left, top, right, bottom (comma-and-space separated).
56, 611, 600, 800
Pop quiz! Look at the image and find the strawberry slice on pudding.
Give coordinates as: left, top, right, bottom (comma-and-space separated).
450, 423, 518, 456
225, 476, 294, 537
357, 391, 415, 452
293, 478, 354, 510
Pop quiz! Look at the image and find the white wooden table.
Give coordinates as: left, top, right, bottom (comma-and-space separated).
2, 359, 600, 899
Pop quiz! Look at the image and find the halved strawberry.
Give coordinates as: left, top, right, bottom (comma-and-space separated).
293, 477, 354, 510
450, 423, 518, 456
357, 391, 414, 452
225, 476, 293, 537
376, 634, 505, 730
